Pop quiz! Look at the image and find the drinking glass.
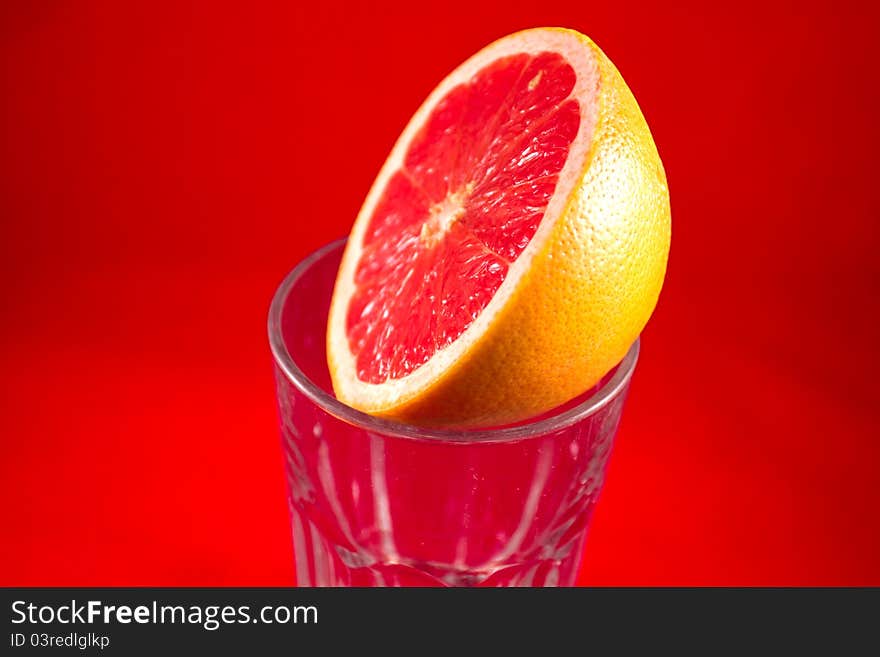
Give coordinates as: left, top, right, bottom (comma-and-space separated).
268, 239, 638, 586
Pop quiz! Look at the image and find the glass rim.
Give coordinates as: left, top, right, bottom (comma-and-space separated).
267, 237, 640, 444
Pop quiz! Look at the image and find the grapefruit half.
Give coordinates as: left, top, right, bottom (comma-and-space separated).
327, 27, 670, 428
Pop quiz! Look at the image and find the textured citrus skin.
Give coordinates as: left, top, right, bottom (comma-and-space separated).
329, 28, 670, 428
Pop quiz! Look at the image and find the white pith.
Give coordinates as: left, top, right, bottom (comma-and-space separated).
419, 184, 472, 248
327, 28, 600, 412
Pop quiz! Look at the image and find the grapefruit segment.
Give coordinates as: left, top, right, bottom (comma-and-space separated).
328, 27, 670, 428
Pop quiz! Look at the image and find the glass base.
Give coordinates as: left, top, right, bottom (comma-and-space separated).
290, 505, 589, 587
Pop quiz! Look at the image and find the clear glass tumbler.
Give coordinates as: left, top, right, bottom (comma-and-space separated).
268, 239, 638, 587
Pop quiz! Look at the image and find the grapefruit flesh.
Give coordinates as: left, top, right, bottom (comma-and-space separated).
348, 52, 580, 384
328, 28, 670, 428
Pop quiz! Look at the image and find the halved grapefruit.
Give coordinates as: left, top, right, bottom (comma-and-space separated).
327, 27, 670, 428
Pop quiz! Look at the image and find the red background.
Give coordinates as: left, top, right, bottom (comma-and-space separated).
2, 1, 878, 586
